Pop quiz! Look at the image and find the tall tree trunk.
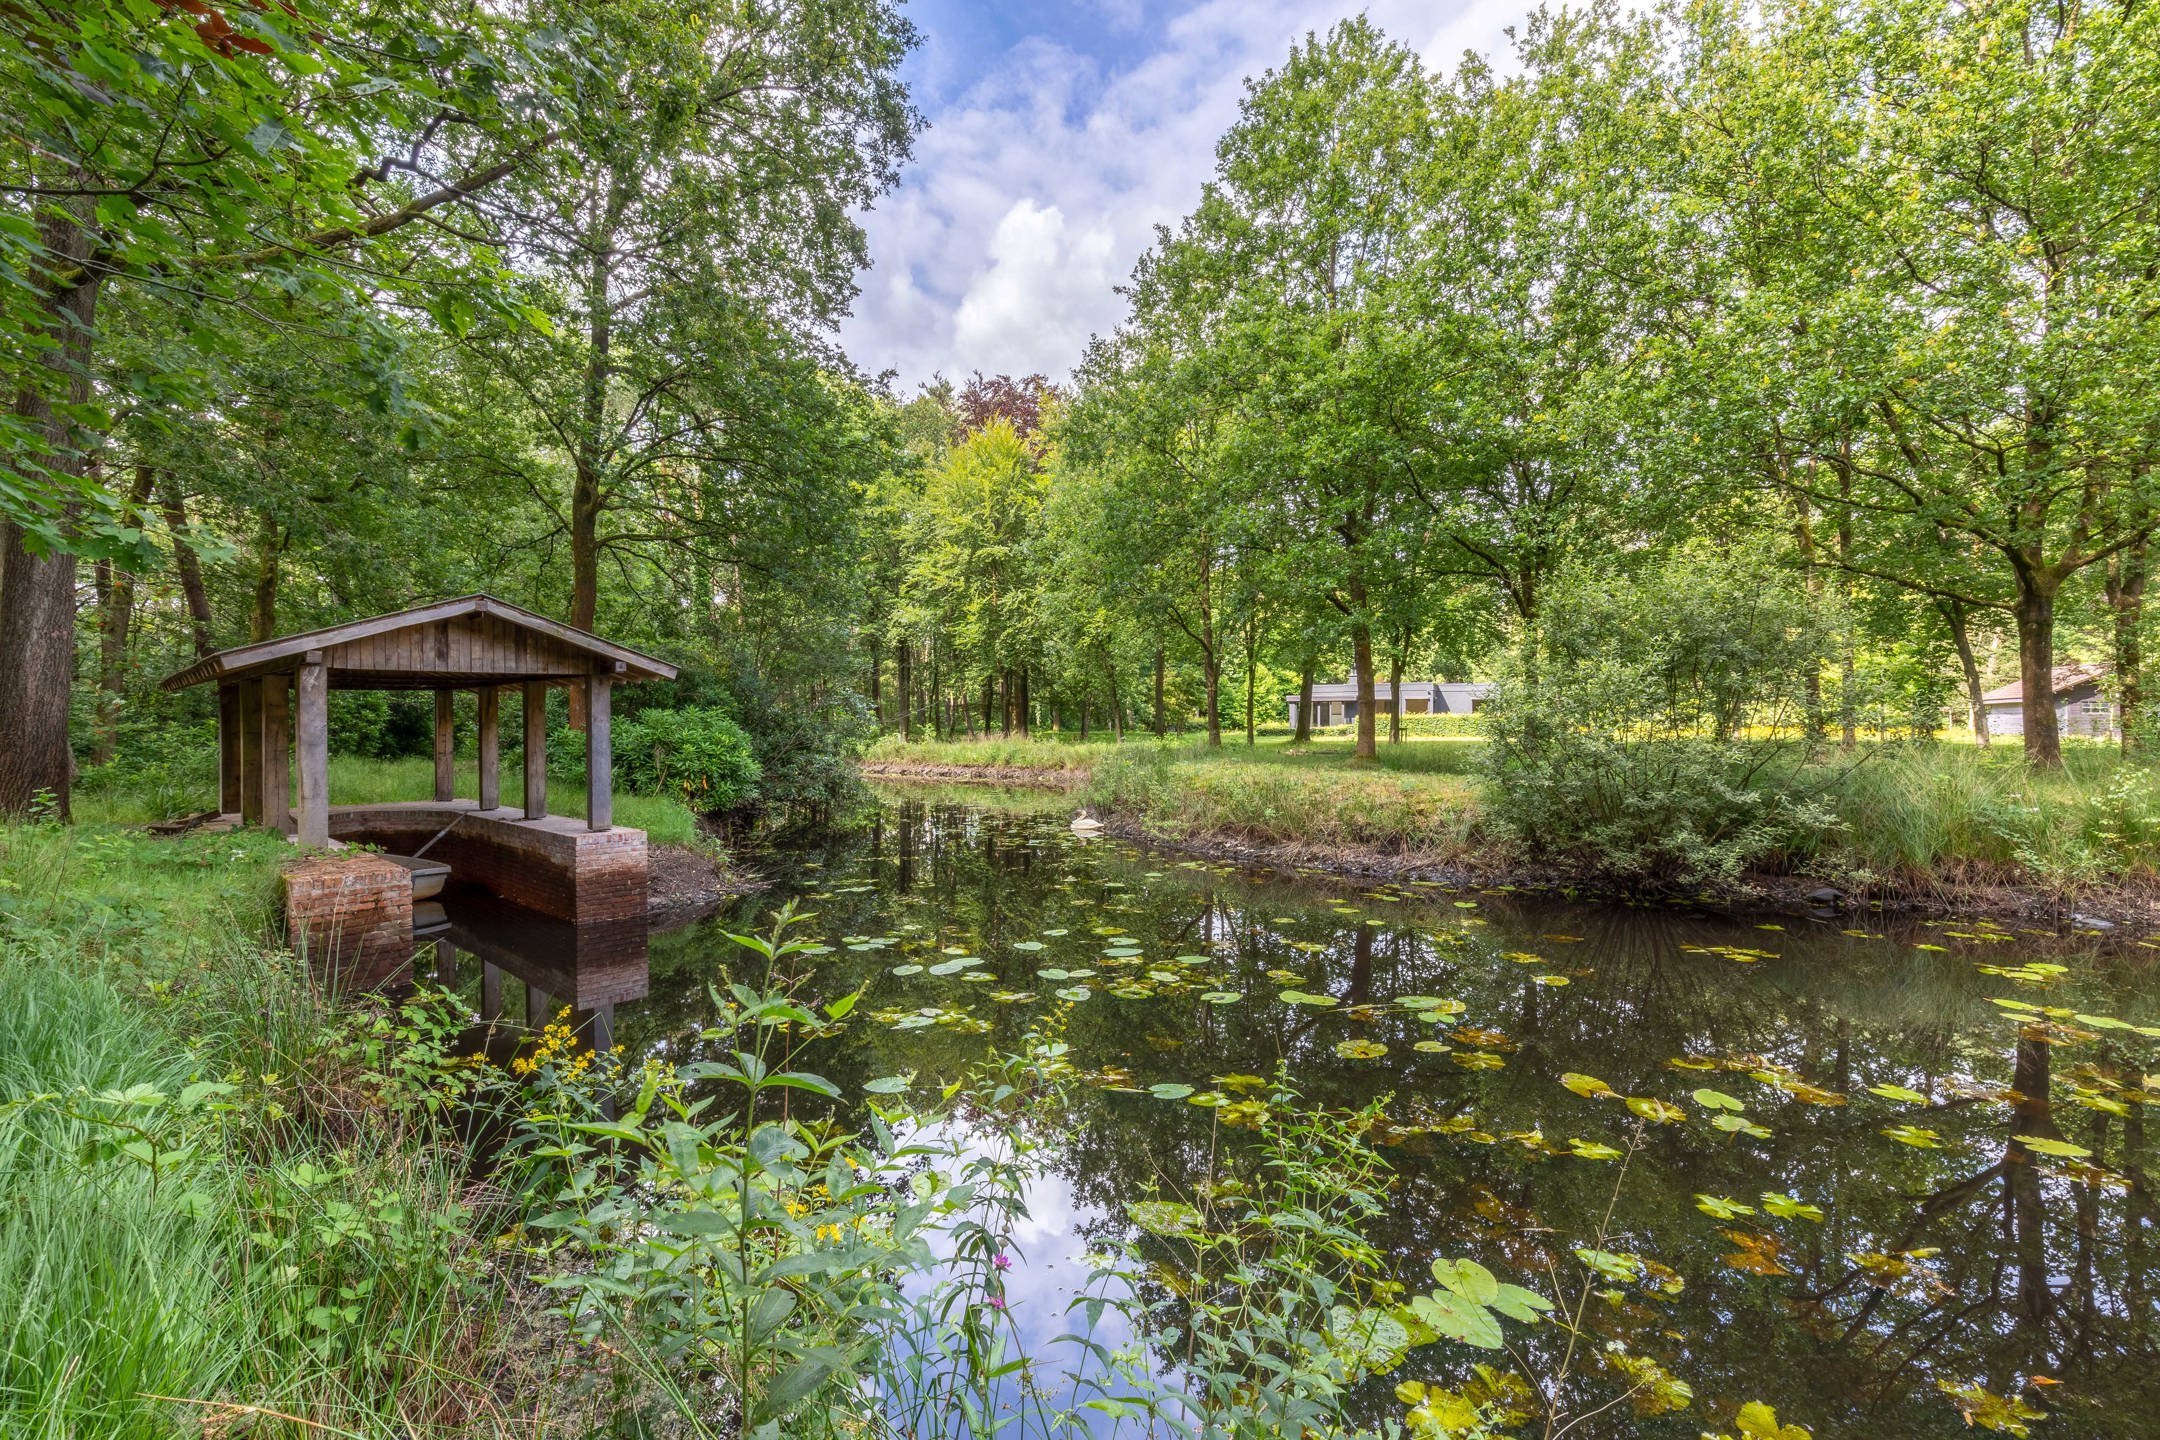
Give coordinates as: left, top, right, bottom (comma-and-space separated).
1387, 644, 1405, 746
1792, 493, 1827, 748
868, 637, 882, 728
1940, 598, 1990, 747
2107, 537, 2148, 754
896, 638, 912, 741
93, 462, 157, 762
1109, 663, 1124, 740
1294, 653, 1314, 743
1152, 642, 1165, 737
983, 673, 996, 736
569, 243, 613, 728
1018, 665, 1031, 737
159, 474, 216, 657
248, 513, 283, 642
2013, 569, 2063, 769
1244, 612, 1257, 747
1836, 461, 1857, 750
0, 192, 101, 819
1345, 573, 1377, 762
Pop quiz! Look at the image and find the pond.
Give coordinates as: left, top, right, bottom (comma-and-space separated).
440, 788, 2160, 1438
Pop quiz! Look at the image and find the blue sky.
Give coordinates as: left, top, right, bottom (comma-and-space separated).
837, 0, 1528, 391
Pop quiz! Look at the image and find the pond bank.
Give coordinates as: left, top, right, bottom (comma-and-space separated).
859, 758, 1089, 787
647, 838, 760, 918
861, 758, 2160, 937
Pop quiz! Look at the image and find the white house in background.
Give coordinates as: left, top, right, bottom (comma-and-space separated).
1287, 674, 1494, 730
1980, 664, 2118, 739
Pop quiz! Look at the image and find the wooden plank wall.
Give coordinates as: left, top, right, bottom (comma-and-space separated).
323, 615, 591, 682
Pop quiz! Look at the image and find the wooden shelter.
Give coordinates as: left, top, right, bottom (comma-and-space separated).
161, 594, 677, 847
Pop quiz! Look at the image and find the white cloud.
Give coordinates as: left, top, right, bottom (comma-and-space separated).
838, 0, 1531, 391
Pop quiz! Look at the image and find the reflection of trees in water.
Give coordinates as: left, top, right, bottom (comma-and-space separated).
550, 800, 2158, 1438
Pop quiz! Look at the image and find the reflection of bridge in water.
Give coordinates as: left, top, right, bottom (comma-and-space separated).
416, 887, 655, 1053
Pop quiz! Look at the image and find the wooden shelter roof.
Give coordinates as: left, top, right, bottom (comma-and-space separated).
160, 594, 678, 692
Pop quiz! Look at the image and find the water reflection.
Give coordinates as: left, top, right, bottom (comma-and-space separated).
448, 793, 2160, 1438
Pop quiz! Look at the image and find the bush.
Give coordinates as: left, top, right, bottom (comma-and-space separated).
1480, 542, 1838, 886
75, 718, 218, 819
327, 690, 434, 759
615, 706, 761, 811
550, 707, 761, 813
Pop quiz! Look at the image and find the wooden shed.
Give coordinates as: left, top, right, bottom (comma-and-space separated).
160, 594, 677, 847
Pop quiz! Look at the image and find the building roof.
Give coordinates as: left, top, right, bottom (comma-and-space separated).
161, 593, 678, 691
1979, 664, 2108, 706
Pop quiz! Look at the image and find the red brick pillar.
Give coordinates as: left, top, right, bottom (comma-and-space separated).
284, 853, 414, 991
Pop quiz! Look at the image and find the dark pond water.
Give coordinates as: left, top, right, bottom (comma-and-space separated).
437, 788, 2160, 1439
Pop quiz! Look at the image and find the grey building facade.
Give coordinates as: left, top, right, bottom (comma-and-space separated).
1287, 675, 1493, 729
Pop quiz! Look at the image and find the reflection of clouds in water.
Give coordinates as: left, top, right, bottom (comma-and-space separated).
887, 1116, 1161, 1430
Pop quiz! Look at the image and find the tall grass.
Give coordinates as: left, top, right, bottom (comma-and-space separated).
1795, 743, 2160, 887
862, 733, 1128, 769
0, 822, 542, 1436
1029, 734, 2160, 891
1085, 746, 1489, 858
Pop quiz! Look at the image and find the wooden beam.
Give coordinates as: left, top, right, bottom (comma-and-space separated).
217, 685, 241, 813
295, 656, 329, 846
237, 678, 264, 825
477, 684, 501, 810
433, 690, 455, 802
585, 673, 612, 832
523, 681, 549, 819
526, 982, 552, 1029
481, 962, 503, 1023
261, 676, 292, 835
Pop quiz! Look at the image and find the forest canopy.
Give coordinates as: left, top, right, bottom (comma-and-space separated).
4, 0, 2157, 818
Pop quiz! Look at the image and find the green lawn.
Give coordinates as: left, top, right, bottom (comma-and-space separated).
76, 754, 706, 848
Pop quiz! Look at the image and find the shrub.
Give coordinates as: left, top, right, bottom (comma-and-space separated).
74, 718, 218, 818
327, 690, 434, 759
552, 707, 761, 813
1480, 542, 1838, 886
615, 706, 761, 811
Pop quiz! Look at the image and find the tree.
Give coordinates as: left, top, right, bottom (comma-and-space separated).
470, 0, 918, 676
1674, 0, 2160, 767
0, 0, 559, 815
1140, 19, 1440, 760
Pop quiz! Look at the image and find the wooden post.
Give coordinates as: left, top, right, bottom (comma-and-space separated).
217, 685, 241, 814
295, 654, 329, 847
480, 963, 503, 1023
477, 684, 501, 810
262, 677, 293, 835
433, 937, 457, 987
433, 689, 455, 802
585, 671, 612, 832
523, 681, 548, 819
237, 678, 264, 825
526, 983, 552, 1029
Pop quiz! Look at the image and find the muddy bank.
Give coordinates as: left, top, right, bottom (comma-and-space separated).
647, 841, 759, 921
1094, 815, 2160, 937
863, 759, 2160, 935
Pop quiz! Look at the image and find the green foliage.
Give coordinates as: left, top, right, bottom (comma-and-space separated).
0, 825, 523, 1435
327, 691, 435, 761
612, 706, 763, 813
1480, 546, 1840, 885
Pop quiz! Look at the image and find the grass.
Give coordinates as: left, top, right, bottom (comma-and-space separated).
76, 754, 706, 848
0, 821, 546, 1436
861, 729, 2160, 891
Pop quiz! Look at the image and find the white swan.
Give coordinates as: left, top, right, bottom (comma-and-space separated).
1070, 810, 1104, 834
